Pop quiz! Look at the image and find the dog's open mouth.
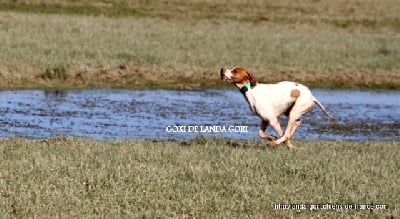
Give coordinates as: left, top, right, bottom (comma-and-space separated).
221, 75, 233, 83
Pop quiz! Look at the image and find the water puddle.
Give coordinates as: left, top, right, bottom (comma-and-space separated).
0, 89, 398, 141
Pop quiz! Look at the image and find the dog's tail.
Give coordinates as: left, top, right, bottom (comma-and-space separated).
313, 98, 336, 120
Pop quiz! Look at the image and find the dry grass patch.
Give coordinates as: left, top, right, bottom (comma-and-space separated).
1, 0, 399, 30
0, 9, 399, 89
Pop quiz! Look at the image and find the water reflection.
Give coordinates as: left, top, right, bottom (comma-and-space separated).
44, 89, 67, 101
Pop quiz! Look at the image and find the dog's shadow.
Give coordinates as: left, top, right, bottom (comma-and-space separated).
180, 136, 276, 150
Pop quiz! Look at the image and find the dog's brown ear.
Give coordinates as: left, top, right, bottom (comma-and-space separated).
248, 72, 257, 87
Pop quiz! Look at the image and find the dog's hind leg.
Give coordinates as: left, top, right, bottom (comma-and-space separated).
276, 100, 314, 149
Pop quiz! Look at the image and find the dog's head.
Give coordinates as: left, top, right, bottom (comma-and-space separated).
220, 67, 257, 88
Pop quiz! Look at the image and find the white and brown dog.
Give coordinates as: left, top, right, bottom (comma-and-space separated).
220, 67, 335, 149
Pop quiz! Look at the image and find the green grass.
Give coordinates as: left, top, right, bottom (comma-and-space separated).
1, 138, 399, 217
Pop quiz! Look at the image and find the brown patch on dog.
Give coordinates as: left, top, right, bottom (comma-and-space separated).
247, 72, 257, 86
231, 68, 249, 84
290, 89, 300, 98
231, 68, 257, 86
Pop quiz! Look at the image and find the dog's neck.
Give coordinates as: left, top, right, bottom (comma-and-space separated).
238, 82, 256, 113
239, 82, 252, 94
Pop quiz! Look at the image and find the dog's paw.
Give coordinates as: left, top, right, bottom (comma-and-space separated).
267, 141, 277, 147
259, 130, 278, 141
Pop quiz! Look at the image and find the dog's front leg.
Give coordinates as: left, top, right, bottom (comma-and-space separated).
258, 120, 277, 141
275, 118, 300, 149
269, 117, 284, 138
267, 117, 285, 147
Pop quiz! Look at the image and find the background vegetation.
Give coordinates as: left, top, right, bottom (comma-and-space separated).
0, 0, 399, 89
1, 138, 399, 217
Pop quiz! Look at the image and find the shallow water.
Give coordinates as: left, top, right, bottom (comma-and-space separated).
0, 89, 399, 141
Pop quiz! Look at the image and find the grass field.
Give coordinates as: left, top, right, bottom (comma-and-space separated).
0, 0, 399, 89
1, 138, 399, 217
1, 0, 399, 29
0, 1, 399, 217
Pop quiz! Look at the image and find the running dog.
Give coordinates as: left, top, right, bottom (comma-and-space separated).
220, 67, 335, 149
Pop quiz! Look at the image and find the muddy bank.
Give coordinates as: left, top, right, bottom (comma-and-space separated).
1, 67, 399, 90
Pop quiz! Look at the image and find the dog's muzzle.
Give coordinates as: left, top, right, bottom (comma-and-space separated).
220, 68, 230, 82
